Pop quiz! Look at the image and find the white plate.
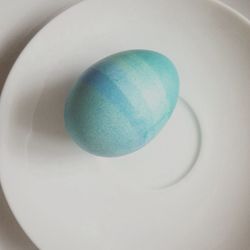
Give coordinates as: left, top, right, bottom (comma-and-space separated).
1, 0, 250, 249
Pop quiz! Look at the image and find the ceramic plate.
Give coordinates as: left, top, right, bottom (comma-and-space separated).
0, 0, 250, 249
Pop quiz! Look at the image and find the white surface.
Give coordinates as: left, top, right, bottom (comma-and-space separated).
0, 2, 82, 250
1, 0, 250, 249
0, 0, 249, 249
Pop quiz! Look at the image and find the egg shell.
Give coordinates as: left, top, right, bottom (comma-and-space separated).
64, 50, 179, 157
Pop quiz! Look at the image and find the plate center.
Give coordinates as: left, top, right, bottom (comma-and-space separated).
99, 98, 202, 190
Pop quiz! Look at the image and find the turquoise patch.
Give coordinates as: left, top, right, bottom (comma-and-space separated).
64, 50, 179, 157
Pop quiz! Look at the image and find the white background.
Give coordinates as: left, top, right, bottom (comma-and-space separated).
0, 0, 249, 249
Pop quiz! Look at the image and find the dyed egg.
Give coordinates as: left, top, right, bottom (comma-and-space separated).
64, 50, 179, 157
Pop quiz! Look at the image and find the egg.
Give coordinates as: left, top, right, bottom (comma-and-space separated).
64, 50, 179, 157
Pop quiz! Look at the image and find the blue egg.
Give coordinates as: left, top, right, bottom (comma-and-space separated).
64, 50, 179, 157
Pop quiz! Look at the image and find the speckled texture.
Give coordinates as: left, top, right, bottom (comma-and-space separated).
64, 50, 179, 157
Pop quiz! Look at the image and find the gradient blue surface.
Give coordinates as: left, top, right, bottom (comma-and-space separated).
64, 50, 179, 157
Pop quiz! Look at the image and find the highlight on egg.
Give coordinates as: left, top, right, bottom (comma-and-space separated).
64, 50, 179, 157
